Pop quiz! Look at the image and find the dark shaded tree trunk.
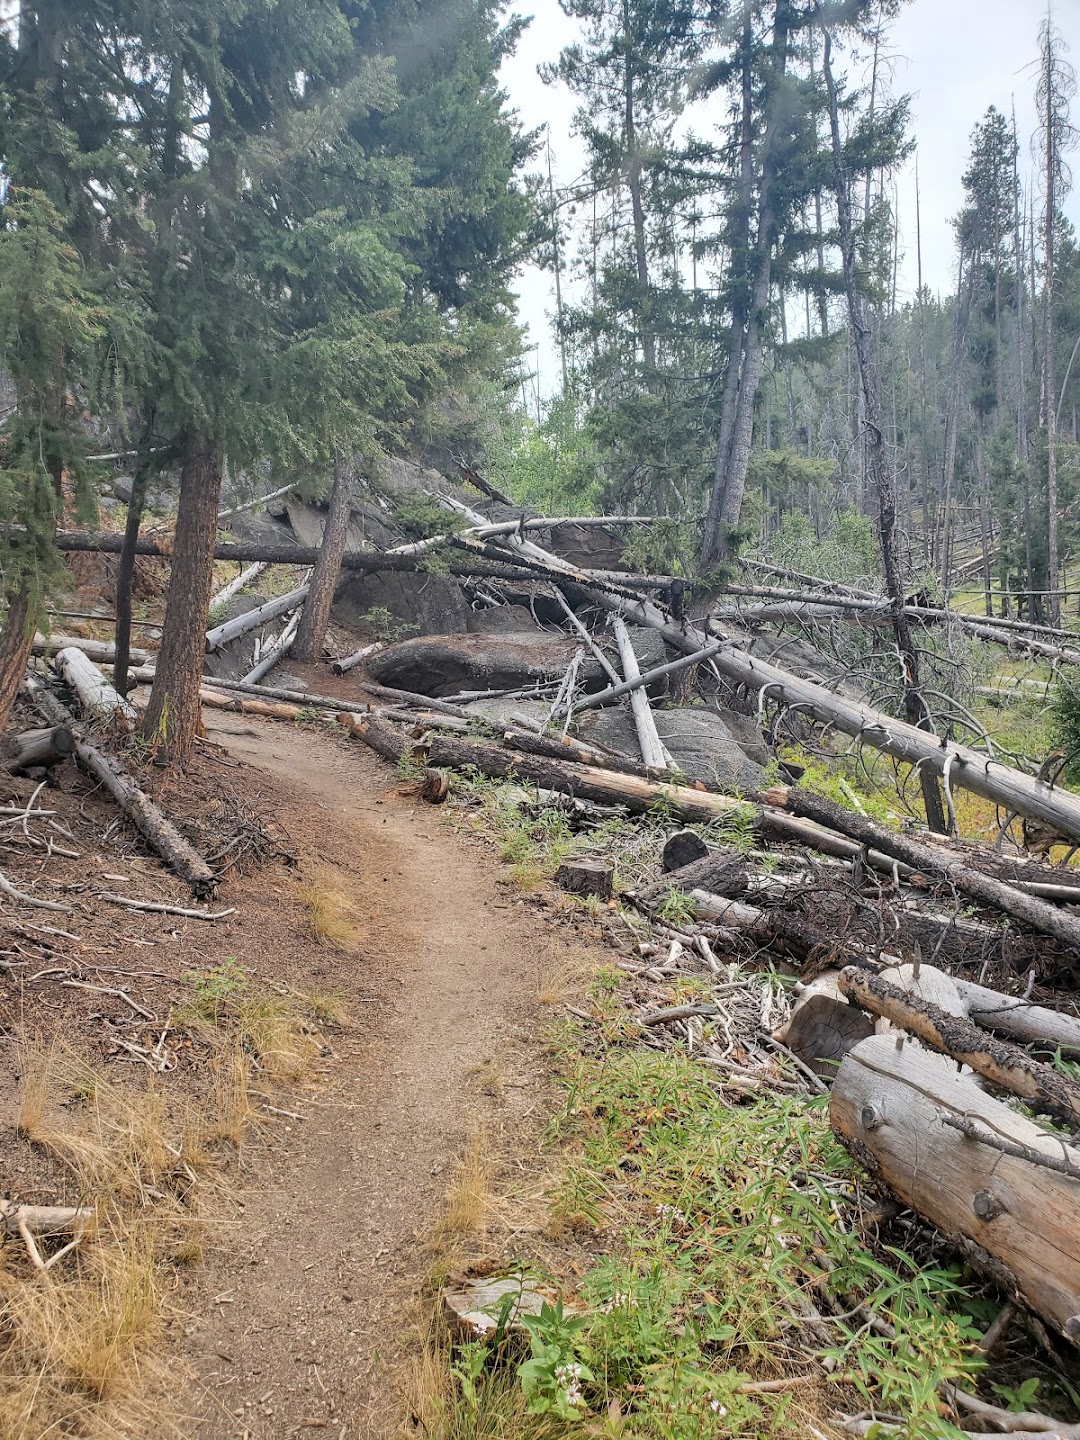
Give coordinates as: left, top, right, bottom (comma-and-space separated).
822, 30, 947, 835
0, 585, 35, 736
293, 454, 354, 663
141, 430, 223, 765
112, 455, 152, 697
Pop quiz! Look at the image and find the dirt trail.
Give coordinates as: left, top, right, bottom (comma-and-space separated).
183, 717, 557, 1439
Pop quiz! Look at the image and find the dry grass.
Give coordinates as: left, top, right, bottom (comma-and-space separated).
298, 865, 363, 950
535, 945, 597, 1007
2, 967, 327, 1437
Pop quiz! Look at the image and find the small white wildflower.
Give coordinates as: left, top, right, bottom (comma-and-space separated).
709, 1399, 727, 1416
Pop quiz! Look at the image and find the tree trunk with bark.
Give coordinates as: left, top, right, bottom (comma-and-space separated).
293, 455, 354, 663
112, 456, 151, 697
822, 30, 946, 834
142, 430, 223, 766
0, 584, 35, 737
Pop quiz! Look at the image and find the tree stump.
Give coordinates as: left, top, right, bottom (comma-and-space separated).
555, 859, 613, 900
662, 828, 710, 872
420, 768, 450, 804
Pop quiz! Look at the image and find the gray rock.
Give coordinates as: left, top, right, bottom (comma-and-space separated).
285, 500, 395, 555
367, 631, 603, 698
333, 570, 471, 639
547, 521, 628, 571
576, 705, 766, 794
467, 605, 540, 634
461, 697, 552, 730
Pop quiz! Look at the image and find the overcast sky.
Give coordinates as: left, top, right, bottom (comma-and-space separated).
500, 0, 1080, 399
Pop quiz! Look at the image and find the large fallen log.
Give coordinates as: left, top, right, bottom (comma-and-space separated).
33, 633, 152, 666
838, 966, 1080, 1128
209, 561, 268, 609
952, 977, 1080, 1055
780, 787, 1080, 956
594, 592, 1080, 844
53, 647, 137, 725
611, 616, 669, 768
338, 715, 754, 824
205, 585, 308, 651
832, 1033, 1080, 1342
27, 680, 215, 897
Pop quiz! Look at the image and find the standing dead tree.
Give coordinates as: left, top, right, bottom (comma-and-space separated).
822, 31, 947, 834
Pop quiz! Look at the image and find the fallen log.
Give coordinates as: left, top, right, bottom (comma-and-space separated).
53, 648, 137, 725
503, 726, 675, 784
205, 585, 308, 651
6, 725, 75, 769
32, 633, 152, 666
339, 715, 752, 824
593, 591, 1080, 844
26, 680, 215, 897
780, 787, 1080, 956
331, 642, 382, 675
199, 688, 307, 721
838, 966, 1080, 1129
635, 847, 751, 905
832, 1033, 1080, 1342
242, 606, 301, 684
952, 977, 1080, 1055
611, 616, 669, 768
687, 890, 836, 964
209, 560, 268, 609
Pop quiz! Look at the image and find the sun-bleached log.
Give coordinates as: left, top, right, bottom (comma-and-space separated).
53, 648, 137, 725
832, 1033, 1080, 1342
209, 561, 268, 609
204, 585, 309, 651
33, 633, 152, 666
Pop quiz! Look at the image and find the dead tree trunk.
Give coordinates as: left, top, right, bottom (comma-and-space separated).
5, 725, 75, 769
142, 429, 223, 766
822, 29, 946, 834
832, 1033, 1080, 1342
112, 453, 152, 697
293, 454, 354, 663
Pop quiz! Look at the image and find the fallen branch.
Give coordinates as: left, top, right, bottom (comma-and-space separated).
0, 868, 72, 912
0, 1200, 93, 1273
97, 891, 236, 921
27, 680, 216, 897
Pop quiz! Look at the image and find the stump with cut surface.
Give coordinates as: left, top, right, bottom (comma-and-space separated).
6, 725, 75, 770
443, 1276, 552, 1338
555, 859, 613, 900
662, 828, 709, 872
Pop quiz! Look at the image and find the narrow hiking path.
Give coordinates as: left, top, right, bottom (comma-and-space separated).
182, 717, 569, 1439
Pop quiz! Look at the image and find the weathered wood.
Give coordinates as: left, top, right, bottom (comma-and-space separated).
32, 633, 152, 665
27, 680, 216, 897
637, 847, 751, 904
838, 966, 1080, 1129
204, 585, 308, 651
503, 726, 675, 784
443, 1276, 551, 1338
6, 725, 75, 769
331, 642, 382, 675
953, 978, 1080, 1056
242, 607, 301, 684
208, 561, 268, 610
340, 716, 751, 824
687, 890, 835, 964
555, 859, 613, 900
595, 589, 1080, 844
611, 616, 668, 768
832, 1033, 1080, 1342
661, 829, 710, 872
420, 769, 450, 804
54, 647, 137, 725
199, 688, 307, 720
774, 992, 875, 1080
782, 788, 1080, 956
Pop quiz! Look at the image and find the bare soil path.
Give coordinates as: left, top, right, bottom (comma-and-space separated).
182, 717, 562, 1439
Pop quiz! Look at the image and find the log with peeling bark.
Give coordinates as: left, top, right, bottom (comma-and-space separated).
838, 966, 1080, 1129
686, 890, 835, 965
6, 725, 75, 769
832, 1033, 1080, 1342
27, 680, 216, 896
53, 647, 137, 725
199, 688, 308, 721
635, 847, 751, 905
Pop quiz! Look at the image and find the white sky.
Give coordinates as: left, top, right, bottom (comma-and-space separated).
500, 0, 1080, 399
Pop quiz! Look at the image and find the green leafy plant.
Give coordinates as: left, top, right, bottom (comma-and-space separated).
181, 958, 249, 1022
656, 886, 696, 928
359, 605, 420, 644
518, 1300, 594, 1419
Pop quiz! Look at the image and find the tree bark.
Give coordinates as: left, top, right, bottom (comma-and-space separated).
112, 457, 151, 697
0, 583, 36, 736
822, 30, 946, 834
293, 454, 354, 663
142, 430, 224, 766
5, 725, 75, 769
838, 966, 1080, 1129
